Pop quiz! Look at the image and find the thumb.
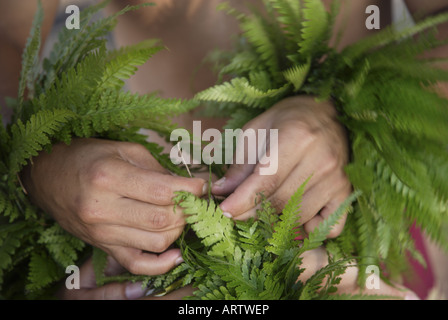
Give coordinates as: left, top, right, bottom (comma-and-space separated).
61, 281, 147, 300
83, 281, 147, 300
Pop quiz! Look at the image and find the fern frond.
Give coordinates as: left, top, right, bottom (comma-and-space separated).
300, 0, 329, 57
0, 221, 35, 291
95, 45, 163, 92
174, 192, 236, 259
342, 11, 448, 64
208, 247, 266, 299
26, 251, 63, 292
283, 59, 311, 91
8, 109, 75, 177
268, 0, 302, 43
16, 0, 43, 118
266, 177, 310, 256
240, 14, 282, 79
42, 2, 154, 91
37, 224, 86, 268
300, 191, 360, 254
92, 247, 109, 286
299, 259, 350, 300
196, 77, 290, 108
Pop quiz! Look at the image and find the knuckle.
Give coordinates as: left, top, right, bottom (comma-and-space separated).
253, 170, 279, 194
270, 196, 287, 212
89, 226, 107, 242
327, 223, 344, 239
84, 161, 111, 188
150, 184, 173, 205
151, 234, 172, 253
321, 150, 340, 174
78, 203, 102, 224
125, 142, 148, 155
284, 122, 317, 147
149, 210, 169, 229
335, 169, 352, 192
125, 259, 144, 275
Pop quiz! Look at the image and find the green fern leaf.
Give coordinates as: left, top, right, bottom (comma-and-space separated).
174, 192, 236, 259
16, 1, 43, 118
8, 109, 75, 176
38, 224, 86, 268
283, 59, 311, 91
300, 0, 328, 56
26, 251, 63, 292
196, 77, 290, 108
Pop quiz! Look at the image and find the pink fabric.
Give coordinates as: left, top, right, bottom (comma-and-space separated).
403, 224, 435, 299
295, 224, 435, 299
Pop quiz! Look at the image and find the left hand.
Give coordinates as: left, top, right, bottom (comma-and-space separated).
212, 96, 352, 238
57, 254, 194, 300
57, 255, 144, 300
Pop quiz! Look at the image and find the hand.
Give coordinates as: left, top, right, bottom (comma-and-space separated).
299, 247, 420, 300
23, 138, 207, 275
58, 249, 418, 300
212, 96, 352, 238
58, 254, 194, 300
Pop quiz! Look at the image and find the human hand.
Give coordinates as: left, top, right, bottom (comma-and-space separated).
58, 248, 418, 300
23, 138, 207, 275
212, 96, 352, 238
299, 247, 420, 300
57, 254, 194, 300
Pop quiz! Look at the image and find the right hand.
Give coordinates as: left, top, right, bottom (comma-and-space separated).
22, 138, 207, 276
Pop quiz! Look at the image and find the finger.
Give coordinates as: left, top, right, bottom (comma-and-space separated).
143, 285, 195, 300
235, 163, 349, 224
90, 224, 184, 254
104, 255, 127, 277
108, 246, 184, 276
235, 180, 327, 222
117, 142, 167, 174
335, 263, 419, 300
92, 158, 207, 205
77, 197, 186, 234
297, 247, 419, 300
217, 127, 315, 218
230, 156, 329, 221
58, 257, 145, 300
303, 191, 351, 239
211, 120, 263, 196
211, 113, 288, 196
69, 282, 147, 300
112, 198, 186, 232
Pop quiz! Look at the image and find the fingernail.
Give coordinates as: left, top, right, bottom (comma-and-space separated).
213, 177, 226, 189
125, 282, 146, 300
405, 292, 420, 300
202, 182, 209, 196
175, 256, 184, 266
222, 211, 233, 218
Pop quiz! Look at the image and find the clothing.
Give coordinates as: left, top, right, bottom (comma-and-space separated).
404, 225, 435, 299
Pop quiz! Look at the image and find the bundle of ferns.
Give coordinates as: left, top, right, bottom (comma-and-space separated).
1, 0, 448, 300
194, 0, 448, 291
